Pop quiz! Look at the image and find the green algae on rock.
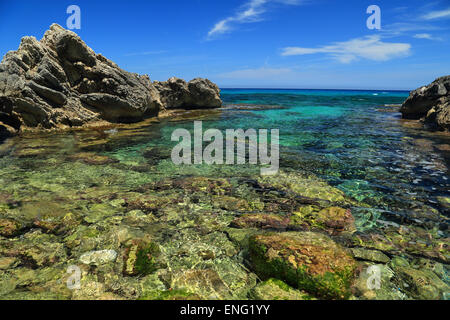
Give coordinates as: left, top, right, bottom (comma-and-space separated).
249, 278, 316, 300
350, 248, 390, 264
123, 239, 162, 276
248, 231, 357, 299
290, 206, 356, 235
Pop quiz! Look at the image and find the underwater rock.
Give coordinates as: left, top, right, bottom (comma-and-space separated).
153, 77, 222, 109
173, 177, 232, 195
142, 146, 172, 165
351, 226, 449, 264
400, 75, 450, 131
0, 24, 222, 134
68, 152, 118, 165
351, 263, 407, 300
249, 231, 357, 299
0, 218, 22, 237
170, 269, 233, 300
350, 248, 390, 264
139, 273, 202, 300
249, 278, 315, 300
392, 265, 449, 300
33, 211, 82, 235
231, 214, 290, 230
0, 230, 67, 268
125, 193, 181, 215
79, 249, 117, 266
257, 171, 348, 204
0, 257, 18, 270
123, 239, 162, 276
290, 206, 356, 235
212, 196, 250, 211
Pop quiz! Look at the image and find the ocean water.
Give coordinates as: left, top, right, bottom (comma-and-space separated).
0, 88, 449, 300
220, 89, 450, 215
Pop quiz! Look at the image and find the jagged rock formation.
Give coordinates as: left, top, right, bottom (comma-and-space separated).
0, 24, 222, 136
401, 76, 450, 131
153, 77, 222, 109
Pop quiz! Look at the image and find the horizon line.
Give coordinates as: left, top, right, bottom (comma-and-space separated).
218, 87, 412, 92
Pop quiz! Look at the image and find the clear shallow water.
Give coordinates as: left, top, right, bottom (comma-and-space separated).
0, 88, 449, 300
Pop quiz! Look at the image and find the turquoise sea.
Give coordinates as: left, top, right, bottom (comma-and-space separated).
0, 88, 449, 300
220, 89, 450, 214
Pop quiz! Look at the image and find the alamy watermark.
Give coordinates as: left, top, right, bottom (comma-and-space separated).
366, 5, 381, 30
171, 121, 279, 176
66, 5, 81, 30
366, 265, 381, 290
66, 265, 81, 290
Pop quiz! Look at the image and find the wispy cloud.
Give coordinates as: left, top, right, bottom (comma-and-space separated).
207, 0, 302, 40
217, 66, 292, 79
281, 36, 411, 63
422, 8, 450, 20
413, 33, 443, 41
124, 50, 167, 57
381, 22, 440, 37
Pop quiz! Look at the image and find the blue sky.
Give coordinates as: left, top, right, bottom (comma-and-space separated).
0, 0, 449, 90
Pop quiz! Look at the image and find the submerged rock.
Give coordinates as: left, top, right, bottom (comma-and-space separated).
290, 206, 356, 235
79, 249, 117, 266
248, 231, 357, 299
169, 269, 232, 300
123, 239, 162, 276
231, 214, 290, 230
351, 263, 407, 300
400, 76, 450, 131
350, 248, 390, 264
392, 265, 449, 300
0, 24, 222, 134
249, 278, 315, 300
0, 218, 22, 237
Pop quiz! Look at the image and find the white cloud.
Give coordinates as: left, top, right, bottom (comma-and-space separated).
413, 33, 442, 41
422, 8, 450, 20
217, 66, 292, 79
207, 0, 302, 39
281, 36, 411, 63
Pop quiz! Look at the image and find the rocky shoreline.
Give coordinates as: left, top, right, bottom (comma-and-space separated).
0, 24, 222, 137
401, 76, 450, 132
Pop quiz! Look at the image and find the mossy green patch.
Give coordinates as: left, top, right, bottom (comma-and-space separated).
249, 232, 357, 299
124, 240, 161, 276
249, 278, 316, 300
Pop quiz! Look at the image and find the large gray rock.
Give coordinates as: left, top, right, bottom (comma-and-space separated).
0, 24, 222, 136
400, 76, 450, 131
153, 77, 222, 109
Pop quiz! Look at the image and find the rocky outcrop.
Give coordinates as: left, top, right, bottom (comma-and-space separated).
153, 77, 222, 109
400, 76, 450, 131
0, 24, 222, 136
